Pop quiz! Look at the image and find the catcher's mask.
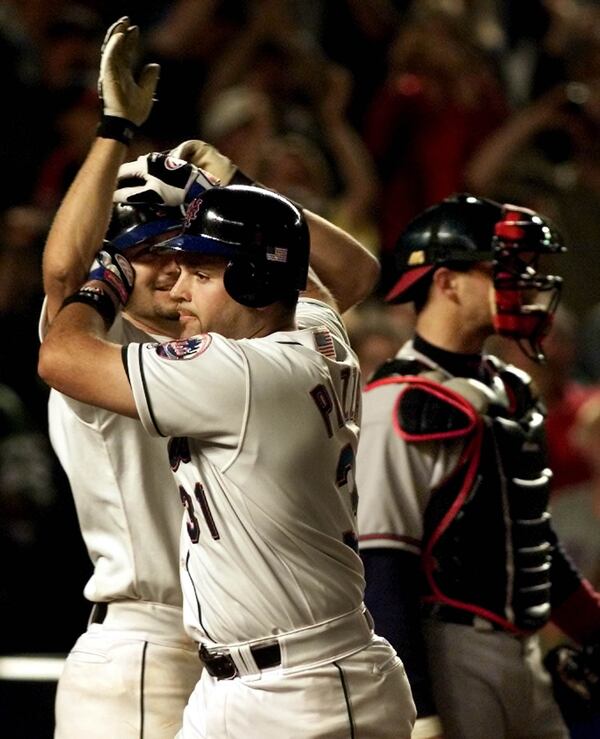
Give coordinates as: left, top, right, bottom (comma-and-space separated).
155, 185, 310, 308
106, 202, 184, 253
492, 205, 565, 362
385, 193, 565, 362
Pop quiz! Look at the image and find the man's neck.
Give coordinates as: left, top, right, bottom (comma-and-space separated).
413, 333, 484, 379
415, 310, 490, 355
245, 305, 297, 339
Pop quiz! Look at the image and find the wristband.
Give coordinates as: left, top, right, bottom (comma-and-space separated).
97, 115, 138, 145
60, 286, 118, 326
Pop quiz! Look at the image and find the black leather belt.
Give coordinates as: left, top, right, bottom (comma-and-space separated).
199, 641, 281, 680
422, 603, 505, 632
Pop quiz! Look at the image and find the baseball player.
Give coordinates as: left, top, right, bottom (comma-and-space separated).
42, 199, 206, 739
355, 193, 600, 739
42, 19, 414, 736
40, 21, 203, 737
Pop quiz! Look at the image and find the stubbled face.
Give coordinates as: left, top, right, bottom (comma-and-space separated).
169, 254, 258, 340
454, 262, 497, 338
124, 250, 182, 336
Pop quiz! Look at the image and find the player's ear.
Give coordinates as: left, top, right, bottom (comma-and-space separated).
432, 267, 460, 303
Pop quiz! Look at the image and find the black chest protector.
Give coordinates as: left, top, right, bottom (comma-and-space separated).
375, 355, 553, 632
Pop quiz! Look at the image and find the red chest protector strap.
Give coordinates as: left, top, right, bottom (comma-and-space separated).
367, 373, 527, 634
365, 374, 480, 442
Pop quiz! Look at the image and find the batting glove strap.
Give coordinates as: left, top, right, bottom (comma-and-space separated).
97, 115, 138, 145
169, 139, 237, 184
61, 286, 118, 327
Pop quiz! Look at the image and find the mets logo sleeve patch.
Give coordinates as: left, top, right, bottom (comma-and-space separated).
125, 333, 248, 441
155, 335, 212, 361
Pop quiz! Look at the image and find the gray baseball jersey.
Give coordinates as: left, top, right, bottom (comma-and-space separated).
355, 338, 571, 739
357, 341, 464, 557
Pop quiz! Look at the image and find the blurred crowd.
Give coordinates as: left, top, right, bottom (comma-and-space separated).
2, 0, 600, 653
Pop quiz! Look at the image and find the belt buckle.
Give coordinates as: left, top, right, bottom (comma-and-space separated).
199, 644, 238, 680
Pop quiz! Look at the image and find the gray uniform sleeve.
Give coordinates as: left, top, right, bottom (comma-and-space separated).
356, 382, 463, 554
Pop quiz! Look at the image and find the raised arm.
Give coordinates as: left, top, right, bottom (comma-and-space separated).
316, 64, 379, 238
43, 140, 127, 322
42, 17, 160, 323
39, 18, 159, 416
301, 210, 379, 313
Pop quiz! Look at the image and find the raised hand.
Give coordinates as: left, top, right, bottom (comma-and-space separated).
98, 16, 160, 129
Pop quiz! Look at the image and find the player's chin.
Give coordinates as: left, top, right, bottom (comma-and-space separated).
179, 315, 202, 338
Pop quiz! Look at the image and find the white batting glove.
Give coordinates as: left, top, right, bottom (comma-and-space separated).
98, 16, 160, 127
113, 152, 219, 206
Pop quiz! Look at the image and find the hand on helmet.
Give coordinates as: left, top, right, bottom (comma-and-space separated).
98, 16, 160, 127
169, 139, 239, 186
113, 152, 218, 206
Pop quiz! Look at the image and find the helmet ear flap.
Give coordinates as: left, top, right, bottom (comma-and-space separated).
223, 257, 280, 308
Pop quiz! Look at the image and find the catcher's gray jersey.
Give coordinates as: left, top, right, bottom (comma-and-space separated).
356, 341, 464, 557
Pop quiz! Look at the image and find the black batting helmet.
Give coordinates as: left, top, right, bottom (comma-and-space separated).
106, 203, 184, 252
385, 193, 504, 303
158, 185, 310, 308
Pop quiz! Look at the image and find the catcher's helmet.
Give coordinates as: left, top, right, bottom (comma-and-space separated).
386, 193, 565, 361
159, 185, 310, 308
385, 193, 504, 303
106, 202, 184, 252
